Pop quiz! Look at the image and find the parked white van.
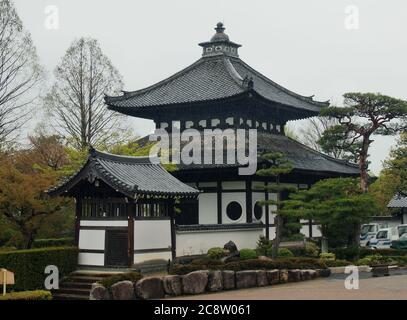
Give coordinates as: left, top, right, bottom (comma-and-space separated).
360, 223, 380, 247
368, 227, 399, 249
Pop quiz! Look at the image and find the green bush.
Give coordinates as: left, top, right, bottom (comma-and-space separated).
0, 246, 78, 291
0, 290, 52, 300
239, 248, 258, 260
207, 247, 228, 260
33, 238, 74, 248
278, 248, 294, 258
356, 254, 394, 266
305, 242, 320, 258
319, 252, 336, 260
333, 246, 360, 261
169, 257, 328, 275
256, 236, 273, 256
99, 272, 143, 289
359, 247, 407, 258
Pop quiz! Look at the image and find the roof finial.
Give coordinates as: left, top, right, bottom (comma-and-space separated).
215, 22, 225, 33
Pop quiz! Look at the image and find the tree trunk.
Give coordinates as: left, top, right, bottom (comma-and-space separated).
271, 214, 282, 259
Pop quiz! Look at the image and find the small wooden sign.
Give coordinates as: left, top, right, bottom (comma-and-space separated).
0, 269, 15, 285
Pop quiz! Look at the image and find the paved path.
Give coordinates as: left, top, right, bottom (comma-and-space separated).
171, 274, 407, 300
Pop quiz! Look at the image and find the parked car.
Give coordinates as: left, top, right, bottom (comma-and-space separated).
360, 223, 380, 247
368, 227, 399, 249
391, 233, 407, 249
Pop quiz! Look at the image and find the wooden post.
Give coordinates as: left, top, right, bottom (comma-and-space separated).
169, 199, 176, 261
246, 179, 253, 223
75, 198, 82, 247
127, 200, 135, 267
217, 180, 222, 224
265, 181, 270, 239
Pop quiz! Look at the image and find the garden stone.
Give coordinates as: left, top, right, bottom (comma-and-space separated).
222, 270, 235, 290
279, 269, 288, 283
256, 270, 268, 287
288, 269, 301, 282
266, 269, 279, 285
308, 270, 317, 279
300, 270, 311, 281
207, 270, 223, 292
258, 256, 272, 261
90, 283, 110, 300
318, 269, 331, 277
111, 280, 134, 300
236, 271, 257, 289
163, 275, 183, 296
224, 241, 238, 253
182, 270, 209, 295
135, 277, 165, 299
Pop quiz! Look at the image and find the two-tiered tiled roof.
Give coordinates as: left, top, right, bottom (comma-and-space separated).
105, 23, 329, 117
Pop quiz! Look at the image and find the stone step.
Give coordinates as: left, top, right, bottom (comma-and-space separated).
53, 287, 91, 296
68, 276, 105, 283
71, 272, 117, 278
60, 282, 93, 290
52, 292, 89, 301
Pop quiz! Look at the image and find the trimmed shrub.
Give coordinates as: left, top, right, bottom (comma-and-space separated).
319, 253, 336, 260
33, 238, 74, 248
207, 247, 228, 260
333, 246, 360, 261
169, 257, 328, 275
0, 290, 52, 300
305, 242, 320, 258
356, 254, 393, 266
359, 247, 407, 258
0, 246, 78, 291
239, 249, 258, 260
99, 272, 143, 289
323, 259, 352, 267
278, 248, 294, 258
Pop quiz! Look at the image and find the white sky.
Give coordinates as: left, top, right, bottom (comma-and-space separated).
13, 0, 407, 175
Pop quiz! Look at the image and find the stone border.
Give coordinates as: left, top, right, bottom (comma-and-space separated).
90, 268, 330, 300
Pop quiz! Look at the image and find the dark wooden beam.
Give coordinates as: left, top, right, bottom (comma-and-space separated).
127, 200, 135, 267
74, 198, 82, 247
217, 180, 222, 224
169, 200, 176, 261
265, 181, 270, 240
246, 179, 253, 223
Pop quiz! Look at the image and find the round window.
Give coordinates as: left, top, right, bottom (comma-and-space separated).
254, 202, 263, 220
226, 201, 243, 221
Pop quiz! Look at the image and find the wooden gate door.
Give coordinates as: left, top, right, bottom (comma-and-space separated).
105, 229, 128, 267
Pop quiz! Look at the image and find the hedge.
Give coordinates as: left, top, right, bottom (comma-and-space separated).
0, 290, 52, 300
33, 238, 74, 248
170, 257, 328, 275
359, 247, 407, 258
0, 246, 78, 291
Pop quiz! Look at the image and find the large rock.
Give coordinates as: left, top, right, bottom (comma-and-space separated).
224, 241, 238, 253
300, 270, 311, 281
182, 270, 209, 295
111, 280, 135, 300
279, 269, 289, 283
135, 277, 165, 300
222, 271, 235, 290
266, 270, 279, 285
288, 269, 301, 282
256, 270, 268, 287
318, 269, 331, 278
207, 270, 223, 292
90, 283, 110, 300
236, 271, 257, 289
163, 275, 183, 296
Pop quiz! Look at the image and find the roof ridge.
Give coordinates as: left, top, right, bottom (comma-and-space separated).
234, 59, 330, 107
92, 149, 157, 164
105, 58, 206, 103
284, 135, 359, 168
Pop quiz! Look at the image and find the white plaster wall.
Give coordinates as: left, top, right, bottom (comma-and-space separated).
199, 182, 217, 187
198, 193, 217, 224
79, 230, 105, 250
80, 220, 128, 227
78, 252, 104, 266
300, 225, 310, 238
312, 225, 322, 237
222, 181, 245, 190
134, 251, 172, 263
134, 220, 171, 250
222, 192, 246, 223
268, 226, 276, 240
176, 229, 263, 256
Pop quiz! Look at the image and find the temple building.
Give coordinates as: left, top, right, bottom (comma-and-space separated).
50, 23, 359, 268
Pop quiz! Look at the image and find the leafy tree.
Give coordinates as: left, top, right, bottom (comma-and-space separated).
45, 37, 126, 151
0, 154, 67, 249
256, 152, 295, 259
320, 93, 407, 193
0, 0, 43, 149
283, 178, 378, 250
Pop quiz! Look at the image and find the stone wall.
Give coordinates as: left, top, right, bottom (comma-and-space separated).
90, 268, 329, 300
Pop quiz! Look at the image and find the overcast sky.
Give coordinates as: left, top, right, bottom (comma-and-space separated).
13, 0, 407, 175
